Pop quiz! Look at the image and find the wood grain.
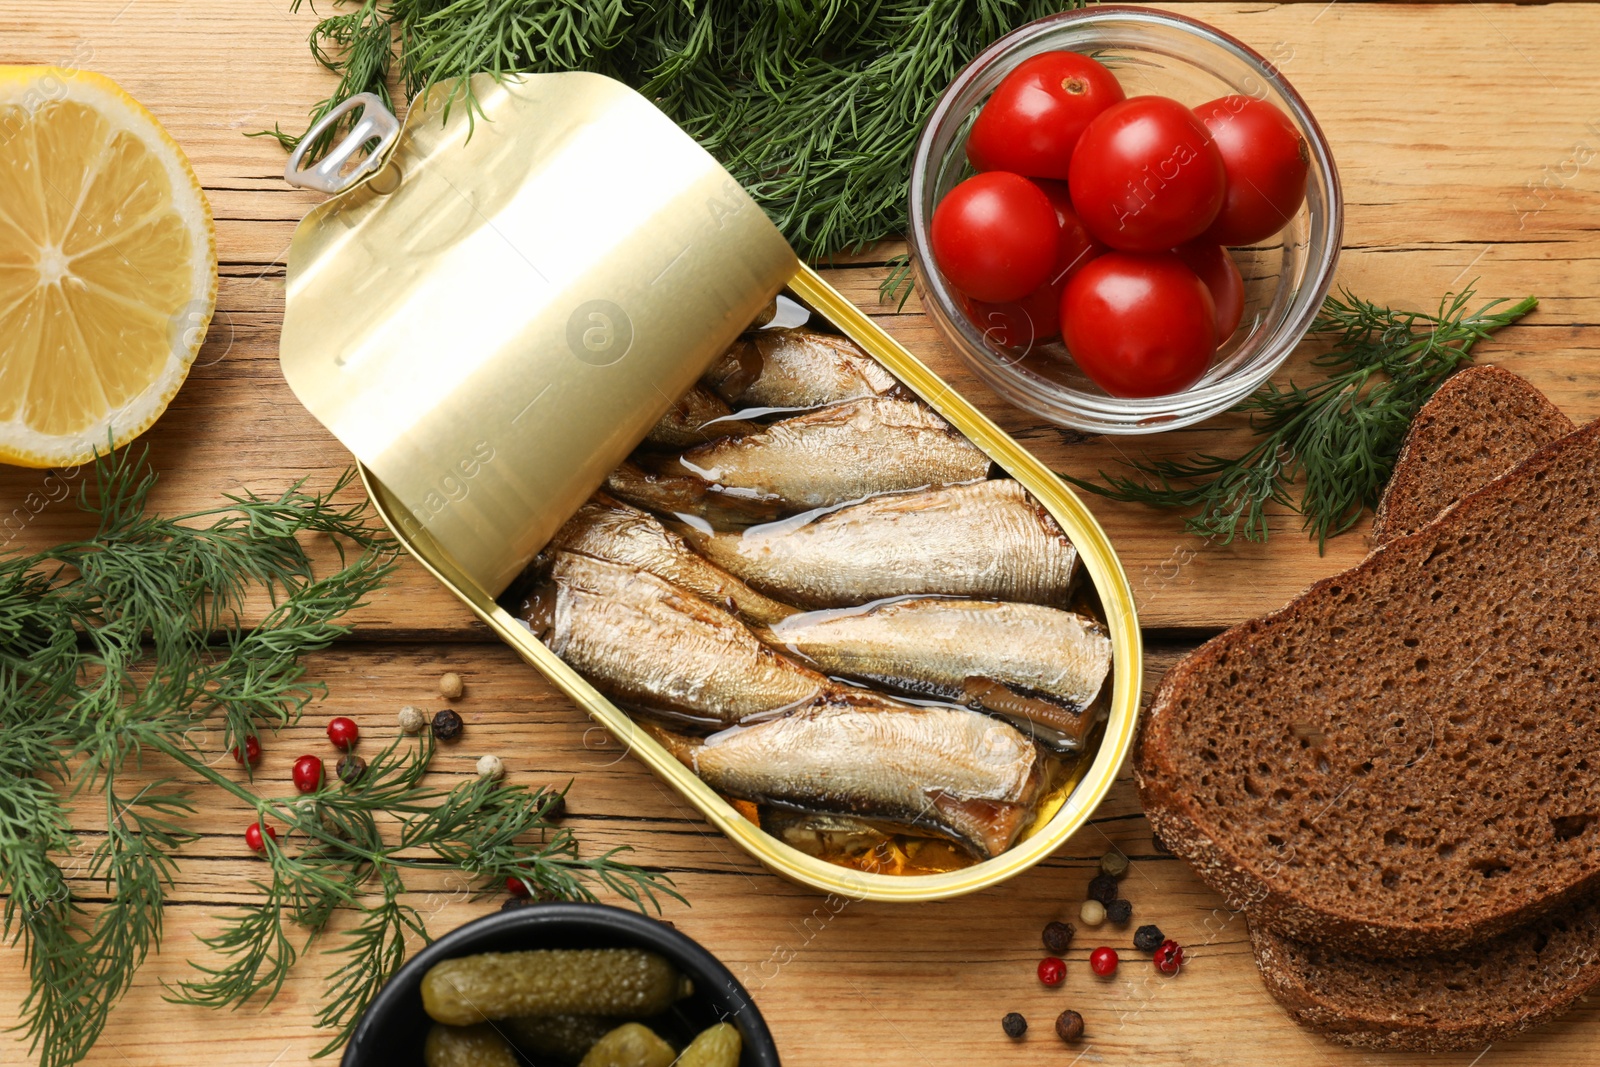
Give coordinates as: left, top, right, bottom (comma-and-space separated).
5, 642, 1598, 1067
6, 1, 1600, 634
3, 2, 1600, 1065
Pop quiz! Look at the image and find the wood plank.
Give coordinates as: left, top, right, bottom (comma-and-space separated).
4, 4, 1600, 1065
4, 3, 1600, 633
3, 641, 1596, 1066
29, 640, 1182, 882
18, 879, 1597, 1067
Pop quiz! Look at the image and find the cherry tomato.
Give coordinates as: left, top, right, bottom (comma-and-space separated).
1176, 241, 1245, 343
1194, 96, 1310, 245
1061, 252, 1216, 398
966, 51, 1125, 180
962, 282, 1062, 350
931, 172, 1059, 303
959, 181, 1112, 349
1035, 179, 1108, 286
1068, 96, 1226, 253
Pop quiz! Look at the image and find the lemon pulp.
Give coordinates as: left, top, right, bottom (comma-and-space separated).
0, 67, 216, 468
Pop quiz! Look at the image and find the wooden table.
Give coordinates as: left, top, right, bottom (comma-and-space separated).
2, 2, 1597, 1064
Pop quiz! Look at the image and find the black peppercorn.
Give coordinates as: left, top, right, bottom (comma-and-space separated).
1042, 920, 1076, 955
1087, 872, 1119, 905
337, 753, 367, 785
501, 896, 533, 911
1133, 924, 1165, 953
432, 707, 464, 741
1054, 1009, 1084, 1043
1001, 1012, 1027, 1039
1105, 898, 1132, 924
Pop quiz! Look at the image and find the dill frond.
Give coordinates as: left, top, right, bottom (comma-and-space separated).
1065, 287, 1539, 549
271, 0, 1079, 261
2, 449, 677, 1064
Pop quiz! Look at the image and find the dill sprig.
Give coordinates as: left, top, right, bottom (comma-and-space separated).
1065, 287, 1539, 549
879, 253, 917, 311
0, 449, 677, 1066
267, 0, 1076, 261
163, 732, 680, 1058
1, 447, 393, 1067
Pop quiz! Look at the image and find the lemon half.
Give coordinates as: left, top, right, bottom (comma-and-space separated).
0, 67, 216, 468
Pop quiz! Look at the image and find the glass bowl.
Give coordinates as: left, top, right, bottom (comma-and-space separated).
907, 6, 1342, 435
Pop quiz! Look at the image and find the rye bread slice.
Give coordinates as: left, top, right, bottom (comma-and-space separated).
1247, 377, 1600, 1050
1371, 365, 1574, 545
1249, 898, 1600, 1051
1136, 417, 1600, 957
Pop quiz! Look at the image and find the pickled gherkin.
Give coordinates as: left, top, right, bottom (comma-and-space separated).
576, 1022, 676, 1067
676, 1023, 742, 1067
421, 949, 692, 1026
501, 1014, 621, 1063
424, 1023, 519, 1067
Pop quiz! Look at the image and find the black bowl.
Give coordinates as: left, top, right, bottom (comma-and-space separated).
342, 903, 781, 1066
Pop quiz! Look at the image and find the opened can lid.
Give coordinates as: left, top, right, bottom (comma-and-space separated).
280, 72, 796, 594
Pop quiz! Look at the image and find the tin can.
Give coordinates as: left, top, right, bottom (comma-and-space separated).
280, 73, 1141, 901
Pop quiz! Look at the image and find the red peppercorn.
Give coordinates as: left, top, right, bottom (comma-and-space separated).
231, 736, 261, 766
244, 822, 277, 853
1037, 956, 1066, 986
1154, 939, 1184, 975
1089, 946, 1118, 977
326, 717, 360, 750
291, 754, 324, 793
506, 876, 530, 898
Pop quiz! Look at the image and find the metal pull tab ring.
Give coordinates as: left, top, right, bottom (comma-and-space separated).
284, 92, 402, 194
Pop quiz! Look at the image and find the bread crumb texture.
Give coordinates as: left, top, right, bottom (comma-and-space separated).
1372, 366, 1574, 545
1138, 418, 1600, 956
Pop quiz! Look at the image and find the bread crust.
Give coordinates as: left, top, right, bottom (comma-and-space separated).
1370, 365, 1573, 545
1136, 417, 1600, 957
1250, 910, 1600, 1052
1166, 374, 1598, 1050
